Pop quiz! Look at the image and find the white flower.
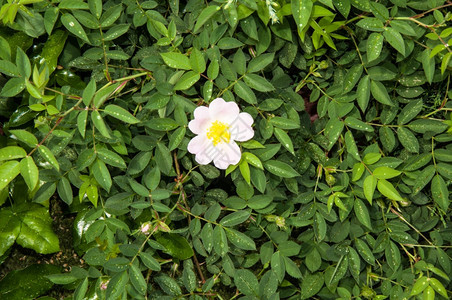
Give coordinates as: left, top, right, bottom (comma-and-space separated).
187, 98, 254, 170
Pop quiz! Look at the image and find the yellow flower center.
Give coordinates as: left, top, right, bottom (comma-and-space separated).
206, 120, 230, 146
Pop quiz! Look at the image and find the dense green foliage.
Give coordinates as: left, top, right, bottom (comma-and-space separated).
0, 0, 451, 299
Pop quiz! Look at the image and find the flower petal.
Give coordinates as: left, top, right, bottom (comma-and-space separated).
209, 98, 240, 123
230, 113, 254, 142
188, 106, 211, 134
195, 151, 213, 165
213, 141, 241, 169
187, 135, 209, 154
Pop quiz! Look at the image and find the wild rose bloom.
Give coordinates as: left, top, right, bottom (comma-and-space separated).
187, 98, 254, 169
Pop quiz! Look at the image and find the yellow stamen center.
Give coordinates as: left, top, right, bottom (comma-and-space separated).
206, 121, 230, 146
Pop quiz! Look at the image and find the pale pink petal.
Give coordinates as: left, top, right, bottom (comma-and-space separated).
187, 135, 209, 154
194, 106, 209, 119
229, 114, 254, 141
208, 98, 226, 116
195, 151, 213, 165
237, 112, 253, 126
213, 141, 241, 169
209, 98, 240, 123
189, 106, 211, 134
188, 118, 211, 135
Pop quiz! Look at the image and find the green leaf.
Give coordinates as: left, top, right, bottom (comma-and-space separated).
220, 210, 250, 227
383, 27, 405, 55
410, 276, 428, 296
314, 212, 327, 241
367, 33, 384, 62
373, 166, 401, 179
168, 127, 186, 151
194, 5, 220, 32
77, 110, 88, 138
96, 148, 126, 169
397, 127, 419, 153
356, 18, 384, 31
345, 131, 360, 161
363, 153, 381, 165
274, 128, 295, 155
91, 110, 111, 138
1, 77, 26, 97
343, 64, 363, 93
20, 156, 39, 190
234, 269, 258, 296
225, 228, 256, 250
398, 99, 423, 125
15, 204, 60, 254
0, 264, 60, 299
385, 241, 401, 271
371, 80, 394, 106
422, 48, 435, 83
234, 81, 257, 104
61, 13, 90, 43
40, 30, 67, 74
92, 83, 120, 108
325, 118, 344, 149
103, 24, 130, 41
161, 52, 191, 70
334, 0, 350, 17
155, 143, 173, 175
239, 160, 251, 185
292, 0, 313, 36
408, 119, 448, 134
88, 0, 102, 18
0, 60, 19, 77
344, 116, 374, 132
300, 273, 324, 299
429, 277, 448, 298
145, 118, 179, 131
379, 126, 396, 152
213, 225, 228, 256
363, 175, 377, 204
242, 152, 263, 169
16, 47, 31, 79
271, 251, 285, 282
73, 277, 88, 300
441, 52, 451, 74
0, 208, 20, 256
57, 177, 73, 205
264, 160, 300, 178
269, 117, 300, 129
233, 49, 246, 75
190, 48, 206, 73
129, 264, 147, 295
38, 145, 59, 171
247, 53, 275, 73
348, 247, 361, 283
156, 233, 194, 260
106, 271, 129, 299
243, 74, 275, 92
354, 198, 372, 229
352, 163, 365, 181
140, 252, 161, 271
0, 146, 27, 161
357, 75, 371, 112
8, 130, 37, 148
355, 238, 375, 266
377, 179, 404, 201
104, 104, 140, 124
431, 175, 449, 212
92, 159, 112, 192
174, 71, 200, 90
412, 165, 435, 196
